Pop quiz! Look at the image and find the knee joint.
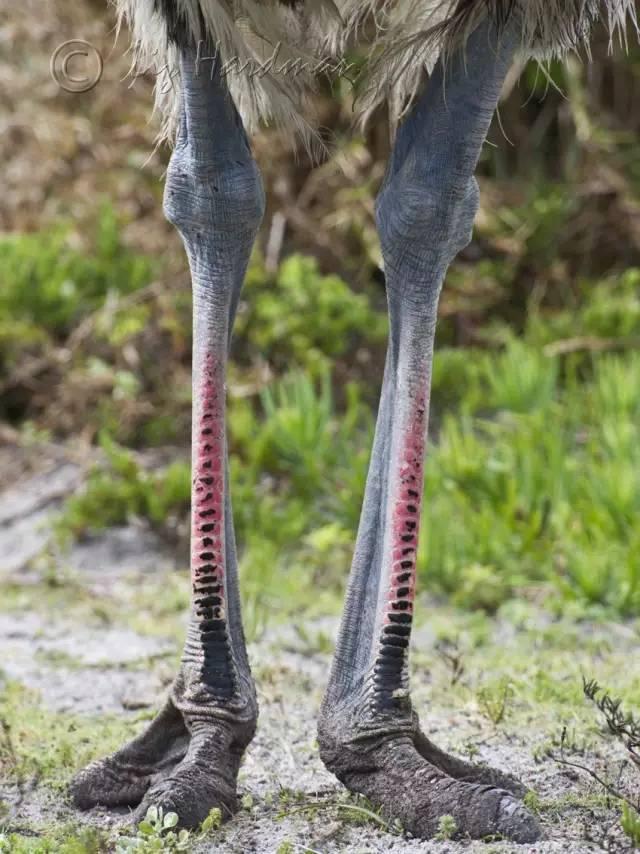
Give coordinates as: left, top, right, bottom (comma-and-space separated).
376, 176, 480, 268
164, 153, 265, 243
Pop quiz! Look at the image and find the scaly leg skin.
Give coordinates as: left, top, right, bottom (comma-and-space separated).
70, 49, 265, 829
318, 13, 541, 844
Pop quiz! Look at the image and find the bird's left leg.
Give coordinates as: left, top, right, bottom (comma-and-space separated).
319, 13, 541, 844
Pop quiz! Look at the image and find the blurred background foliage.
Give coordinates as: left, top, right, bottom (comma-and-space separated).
1, 0, 640, 618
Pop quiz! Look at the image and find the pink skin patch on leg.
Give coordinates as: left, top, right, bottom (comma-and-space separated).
191, 352, 226, 623
384, 396, 427, 625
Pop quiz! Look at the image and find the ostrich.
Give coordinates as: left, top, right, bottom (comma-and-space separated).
69, 0, 635, 843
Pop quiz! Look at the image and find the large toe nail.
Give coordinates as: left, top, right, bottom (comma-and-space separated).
496, 795, 542, 844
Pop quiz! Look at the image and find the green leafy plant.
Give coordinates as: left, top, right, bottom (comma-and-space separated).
435, 814, 458, 841
583, 680, 640, 771
235, 252, 386, 373
0, 205, 154, 348
55, 432, 190, 542
116, 806, 222, 853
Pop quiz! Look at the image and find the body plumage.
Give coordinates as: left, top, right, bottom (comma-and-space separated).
116, 0, 636, 137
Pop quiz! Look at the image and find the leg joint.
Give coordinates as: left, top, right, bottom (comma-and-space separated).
318, 704, 416, 781
376, 175, 480, 275
164, 152, 265, 242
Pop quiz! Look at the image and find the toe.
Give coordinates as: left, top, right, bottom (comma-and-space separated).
70, 756, 151, 809
132, 730, 239, 830
414, 730, 527, 799
68, 698, 189, 812
496, 794, 542, 844
134, 771, 237, 830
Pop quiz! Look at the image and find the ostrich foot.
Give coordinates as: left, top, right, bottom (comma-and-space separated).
70, 695, 255, 829
318, 718, 541, 843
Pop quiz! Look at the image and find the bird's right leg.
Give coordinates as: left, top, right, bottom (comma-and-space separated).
70, 48, 264, 829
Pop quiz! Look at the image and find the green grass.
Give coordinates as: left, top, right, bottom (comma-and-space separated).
421, 341, 640, 614
0, 681, 134, 792
0, 826, 111, 854
235, 253, 387, 374
55, 432, 191, 543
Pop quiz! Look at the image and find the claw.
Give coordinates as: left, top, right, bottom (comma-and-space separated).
496, 795, 542, 844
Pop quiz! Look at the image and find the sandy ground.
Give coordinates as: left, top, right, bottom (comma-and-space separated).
0, 453, 636, 853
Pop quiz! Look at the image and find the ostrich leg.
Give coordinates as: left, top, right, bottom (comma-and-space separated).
70, 49, 264, 828
319, 15, 541, 843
